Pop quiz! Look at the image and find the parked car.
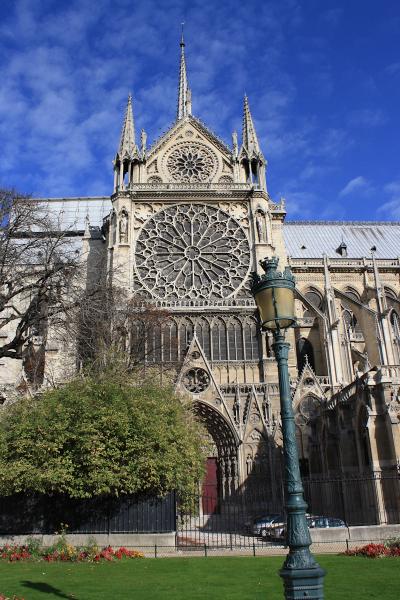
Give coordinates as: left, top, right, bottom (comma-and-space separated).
307, 516, 346, 529
245, 514, 283, 536
258, 515, 286, 538
273, 516, 347, 542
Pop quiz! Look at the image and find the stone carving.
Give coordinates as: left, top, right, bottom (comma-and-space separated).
165, 142, 217, 183
135, 203, 250, 299
119, 210, 129, 243
255, 209, 266, 243
183, 368, 210, 393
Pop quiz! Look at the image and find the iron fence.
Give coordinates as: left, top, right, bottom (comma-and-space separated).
0, 492, 176, 535
177, 472, 400, 548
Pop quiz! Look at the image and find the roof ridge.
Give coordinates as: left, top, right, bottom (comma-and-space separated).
285, 220, 400, 226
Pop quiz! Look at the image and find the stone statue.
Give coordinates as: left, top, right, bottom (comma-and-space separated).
255, 210, 266, 243
141, 129, 147, 155
119, 211, 128, 243
232, 131, 238, 156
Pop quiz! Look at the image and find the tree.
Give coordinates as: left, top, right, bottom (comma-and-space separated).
0, 189, 80, 367
0, 373, 206, 501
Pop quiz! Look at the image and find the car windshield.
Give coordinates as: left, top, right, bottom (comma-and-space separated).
255, 514, 280, 523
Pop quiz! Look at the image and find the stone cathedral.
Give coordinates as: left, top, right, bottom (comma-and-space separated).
2, 38, 400, 521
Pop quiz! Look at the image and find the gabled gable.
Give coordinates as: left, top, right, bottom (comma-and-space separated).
145, 116, 234, 184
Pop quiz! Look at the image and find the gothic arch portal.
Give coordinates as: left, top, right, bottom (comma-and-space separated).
194, 401, 239, 499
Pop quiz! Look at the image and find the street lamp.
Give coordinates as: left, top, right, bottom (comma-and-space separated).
251, 256, 325, 599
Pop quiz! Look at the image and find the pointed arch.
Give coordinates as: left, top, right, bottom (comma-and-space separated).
211, 317, 228, 361
195, 317, 212, 360
303, 288, 323, 317
243, 318, 259, 361
390, 309, 400, 363
227, 317, 244, 361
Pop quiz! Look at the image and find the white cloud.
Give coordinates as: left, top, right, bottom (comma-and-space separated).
339, 176, 372, 197
377, 181, 400, 219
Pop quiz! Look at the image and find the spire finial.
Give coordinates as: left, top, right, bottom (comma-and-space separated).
180, 22, 185, 47
241, 94, 261, 158
177, 28, 191, 120
118, 93, 137, 159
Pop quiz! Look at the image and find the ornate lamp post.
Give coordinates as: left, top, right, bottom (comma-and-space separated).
251, 257, 325, 599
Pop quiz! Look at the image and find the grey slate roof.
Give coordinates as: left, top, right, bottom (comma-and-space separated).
37, 197, 111, 231
283, 221, 400, 259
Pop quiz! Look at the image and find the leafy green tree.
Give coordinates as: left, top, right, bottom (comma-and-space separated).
0, 373, 206, 501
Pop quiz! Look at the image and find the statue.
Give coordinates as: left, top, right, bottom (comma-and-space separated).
141, 129, 147, 156
232, 131, 238, 156
255, 209, 266, 243
119, 211, 129, 243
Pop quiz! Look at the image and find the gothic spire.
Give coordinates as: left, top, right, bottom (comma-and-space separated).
240, 95, 262, 158
118, 93, 137, 159
177, 29, 192, 120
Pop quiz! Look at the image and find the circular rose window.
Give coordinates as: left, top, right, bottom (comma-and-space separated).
135, 203, 250, 300
165, 142, 217, 183
183, 368, 210, 393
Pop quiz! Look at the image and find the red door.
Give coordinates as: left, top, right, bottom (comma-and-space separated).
202, 458, 219, 514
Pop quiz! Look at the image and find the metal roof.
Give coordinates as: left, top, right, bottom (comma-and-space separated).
283, 221, 400, 259
36, 196, 111, 231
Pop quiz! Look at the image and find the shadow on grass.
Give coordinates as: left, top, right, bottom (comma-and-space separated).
21, 580, 79, 599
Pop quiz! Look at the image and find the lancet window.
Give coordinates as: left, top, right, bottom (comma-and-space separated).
137, 315, 260, 364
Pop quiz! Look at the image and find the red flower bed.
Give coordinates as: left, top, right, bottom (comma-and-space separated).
0, 543, 144, 563
344, 542, 400, 558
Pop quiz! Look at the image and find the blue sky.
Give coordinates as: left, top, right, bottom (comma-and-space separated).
0, 0, 399, 221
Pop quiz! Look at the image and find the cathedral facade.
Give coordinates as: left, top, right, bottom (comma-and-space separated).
2, 38, 400, 522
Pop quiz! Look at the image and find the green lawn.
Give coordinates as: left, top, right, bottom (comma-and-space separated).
0, 556, 397, 599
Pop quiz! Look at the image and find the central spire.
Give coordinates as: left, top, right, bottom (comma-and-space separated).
177, 27, 192, 120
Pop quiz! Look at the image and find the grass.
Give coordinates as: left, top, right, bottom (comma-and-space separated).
0, 555, 398, 599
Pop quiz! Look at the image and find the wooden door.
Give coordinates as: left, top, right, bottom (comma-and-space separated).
202, 457, 219, 514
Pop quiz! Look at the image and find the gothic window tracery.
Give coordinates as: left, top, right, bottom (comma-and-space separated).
303, 289, 323, 317
135, 203, 250, 300
165, 143, 217, 183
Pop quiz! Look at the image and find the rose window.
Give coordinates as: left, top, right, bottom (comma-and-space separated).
183, 368, 210, 393
135, 204, 250, 300
166, 143, 217, 183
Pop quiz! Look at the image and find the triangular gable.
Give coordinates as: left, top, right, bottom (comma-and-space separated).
147, 115, 232, 161
175, 334, 239, 442
292, 360, 326, 410
242, 385, 268, 437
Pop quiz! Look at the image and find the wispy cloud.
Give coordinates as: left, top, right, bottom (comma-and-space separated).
339, 176, 373, 198
378, 181, 400, 219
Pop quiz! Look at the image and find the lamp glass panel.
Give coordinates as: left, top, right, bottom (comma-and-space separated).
255, 285, 295, 330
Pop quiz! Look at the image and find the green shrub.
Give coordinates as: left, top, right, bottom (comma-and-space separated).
0, 374, 206, 502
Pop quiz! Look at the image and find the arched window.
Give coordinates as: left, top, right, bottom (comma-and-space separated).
390, 310, 400, 363
344, 287, 361, 303
385, 287, 398, 309
163, 320, 178, 362
196, 318, 211, 360
179, 319, 194, 358
296, 337, 315, 373
244, 320, 259, 360
211, 318, 227, 361
228, 318, 244, 361
343, 308, 362, 338
303, 289, 323, 318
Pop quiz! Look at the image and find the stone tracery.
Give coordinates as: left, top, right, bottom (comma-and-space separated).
166, 142, 217, 182
135, 203, 250, 300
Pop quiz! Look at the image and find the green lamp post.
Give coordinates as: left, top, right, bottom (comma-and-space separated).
251, 256, 325, 599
